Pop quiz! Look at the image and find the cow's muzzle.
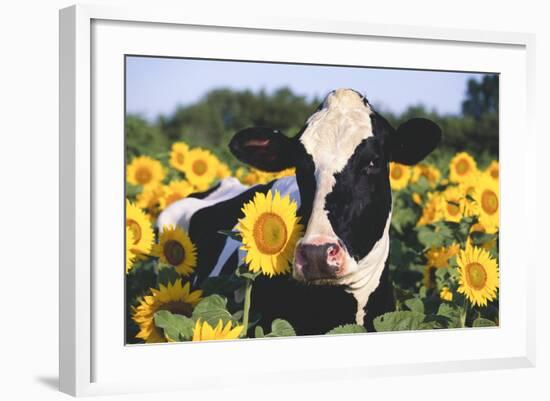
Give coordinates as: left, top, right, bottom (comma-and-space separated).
293, 236, 347, 282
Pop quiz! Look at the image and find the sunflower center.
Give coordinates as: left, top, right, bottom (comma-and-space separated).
164, 240, 186, 266
481, 190, 498, 215
135, 167, 152, 184
176, 153, 185, 164
456, 159, 470, 175
465, 262, 488, 290
192, 159, 208, 176
447, 200, 461, 216
253, 212, 288, 255
158, 301, 193, 317
126, 219, 142, 244
391, 166, 403, 180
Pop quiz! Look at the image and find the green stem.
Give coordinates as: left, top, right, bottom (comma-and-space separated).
461, 298, 470, 328
241, 278, 253, 337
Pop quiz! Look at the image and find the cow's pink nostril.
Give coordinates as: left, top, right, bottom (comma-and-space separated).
327, 245, 339, 257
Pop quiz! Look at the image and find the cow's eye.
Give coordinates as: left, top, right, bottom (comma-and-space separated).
363, 159, 379, 174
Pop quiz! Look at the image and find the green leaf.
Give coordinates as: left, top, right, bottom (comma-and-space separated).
191, 295, 234, 327
416, 226, 445, 248
437, 303, 463, 328
470, 231, 497, 247
217, 229, 242, 241
156, 267, 180, 287
254, 326, 265, 338
421, 314, 448, 329
200, 274, 244, 296
404, 297, 424, 314
392, 283, 416, 311
389, 240, 418, 269
373, 311, 426, 332
235, 264, 261, 280
454, 217, 476, 243
391, 207, 418, 234
153, 310, 195, 341
473, 318, 497, 327
265, 319, 296, 337
433, 222, 456, 243
326, 324, 367, 335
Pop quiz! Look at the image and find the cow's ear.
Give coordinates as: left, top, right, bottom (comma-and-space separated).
389, 118, 442, 165
229, 127, 296, 172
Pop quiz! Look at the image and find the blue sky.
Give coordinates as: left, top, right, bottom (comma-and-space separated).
126, 56, 489, 121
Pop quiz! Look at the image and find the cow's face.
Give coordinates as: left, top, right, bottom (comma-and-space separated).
230, 89, 441, 284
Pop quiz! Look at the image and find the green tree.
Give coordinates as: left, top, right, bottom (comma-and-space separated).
462, 75, 499, 119
126, 79, 499, 168
125, 115, 169, 160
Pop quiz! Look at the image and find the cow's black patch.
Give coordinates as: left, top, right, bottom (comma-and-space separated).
252, 275, 357, 335
188, 182, 275, 283
294, 145, 316, 227
220, 249, 238, 276
325, 136, 392, 261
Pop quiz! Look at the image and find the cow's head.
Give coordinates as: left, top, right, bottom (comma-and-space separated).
230, 89, 441, 285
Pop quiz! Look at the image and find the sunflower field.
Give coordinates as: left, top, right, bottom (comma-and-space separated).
125, 133, 500, 343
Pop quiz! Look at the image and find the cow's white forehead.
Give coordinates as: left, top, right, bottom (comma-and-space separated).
298, 88, 374, 245
301, 88, 373, 172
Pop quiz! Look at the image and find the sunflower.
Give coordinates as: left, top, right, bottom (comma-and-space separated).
235, 168, 253, 185
449, 152, 478, 183
440, 186, 476, 223
470, 222, 497, 250
192, 319, 243, 342
238, 190, 303, 276
471, 174, 499, 233
183, 148, 219, 189
217, 162, 232, 180
417, 192, 444, 226
160, 180, 194, 209
411, 192, 423, 205
153, 225, 197, 276
426, 243, 460, 268
136, 184, 165, 216
485, 160, 499, 181
440, 287, 453, 302
456, 241, 499, 307
273, 167, 296, 180
236, 167, 296, 186
411, 164, 441, 187
132, 280, 203, 343
126, 226, 136, 273
422, 243, 459, 288
389, 162, 411, 190
459, 171, 483, 197
236, 168, 266, 185
126, 200, 154, 256
127, 156, 165, 187
169, 142, 190, 173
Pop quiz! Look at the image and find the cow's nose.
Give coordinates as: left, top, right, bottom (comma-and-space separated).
295, 241, 345, 280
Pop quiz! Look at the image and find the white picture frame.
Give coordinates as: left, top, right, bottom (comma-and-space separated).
59, 3, 536, 397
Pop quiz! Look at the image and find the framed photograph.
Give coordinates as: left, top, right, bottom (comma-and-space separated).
59, 4, 536, 396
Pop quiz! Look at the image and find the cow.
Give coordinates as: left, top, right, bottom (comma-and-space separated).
158, 88, 441, 335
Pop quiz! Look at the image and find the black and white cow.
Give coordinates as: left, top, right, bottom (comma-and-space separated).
158, 88, 441, 335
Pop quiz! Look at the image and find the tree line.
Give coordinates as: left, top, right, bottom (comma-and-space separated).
126, 75, 498, 167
